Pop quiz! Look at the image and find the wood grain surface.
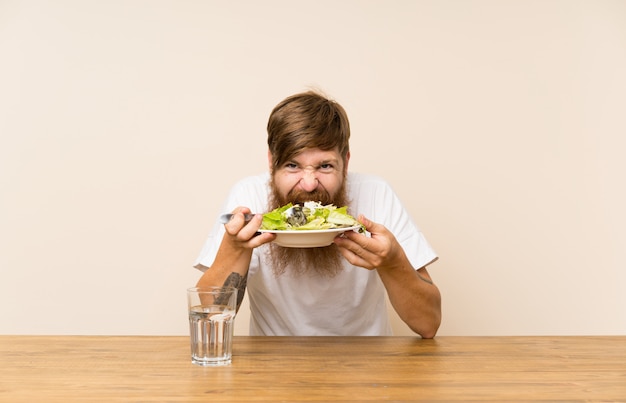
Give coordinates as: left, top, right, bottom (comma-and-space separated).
1, 336, 625, 401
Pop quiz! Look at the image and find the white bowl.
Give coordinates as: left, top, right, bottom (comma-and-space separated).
258, 226, 362, 248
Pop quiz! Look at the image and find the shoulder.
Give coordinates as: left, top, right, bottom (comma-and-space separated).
347, 172, 388, 186
347, 172, 398, 214
230, 172, 270, 193
347, 172, 395, 194
224, 172, 271, 211
233, 172, 270, 187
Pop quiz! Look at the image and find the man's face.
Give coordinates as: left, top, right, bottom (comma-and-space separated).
269, 148, 349, 207
267, 147, 351, 278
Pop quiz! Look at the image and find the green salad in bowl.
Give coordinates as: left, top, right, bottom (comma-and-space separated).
258, 202, 365, 248
261, 201, 364, 231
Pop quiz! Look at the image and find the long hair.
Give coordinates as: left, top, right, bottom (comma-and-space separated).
267, 91, 351, 172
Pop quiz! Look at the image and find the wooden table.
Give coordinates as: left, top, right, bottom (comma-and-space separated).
1, 336, 625, 401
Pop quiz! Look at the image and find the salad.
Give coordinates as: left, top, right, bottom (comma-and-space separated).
261, 201, 365, 232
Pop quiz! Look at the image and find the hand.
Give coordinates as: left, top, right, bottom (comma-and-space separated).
223, 207, 275, 249
333, 215, 403, 271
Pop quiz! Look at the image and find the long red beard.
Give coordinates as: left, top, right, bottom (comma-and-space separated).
266, 176, 351, 277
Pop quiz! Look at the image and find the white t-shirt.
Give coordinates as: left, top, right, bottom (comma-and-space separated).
194, 172, 437, 336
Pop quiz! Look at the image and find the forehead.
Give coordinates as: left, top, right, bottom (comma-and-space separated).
288, 148, 342, 164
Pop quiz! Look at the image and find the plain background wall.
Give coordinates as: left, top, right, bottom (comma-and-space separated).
1, 0, 624, 336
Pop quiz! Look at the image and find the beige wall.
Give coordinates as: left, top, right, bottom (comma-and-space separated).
1, 0, 624, 336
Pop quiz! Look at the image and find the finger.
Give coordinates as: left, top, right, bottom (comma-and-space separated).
336, 245, 376, 270
335, 235, 375, 264
339, 229, 374, 253
231, 209, 254, 224
358, 214, 384, 234
247, 231, 276, 248
237, 214, 263, 239
225, 212, 260, 237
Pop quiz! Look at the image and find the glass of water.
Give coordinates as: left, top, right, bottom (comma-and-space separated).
187, 286, 238, 366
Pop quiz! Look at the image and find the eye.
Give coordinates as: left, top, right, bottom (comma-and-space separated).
318, 163, 335, 173
283, 162, 300, 172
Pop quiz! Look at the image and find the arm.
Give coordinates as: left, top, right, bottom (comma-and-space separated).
195, 207, 275, 310
334, 215, 442, 338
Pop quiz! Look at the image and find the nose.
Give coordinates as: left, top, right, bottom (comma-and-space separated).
299, 169, 319, 192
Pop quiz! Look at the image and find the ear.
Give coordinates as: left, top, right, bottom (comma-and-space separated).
343, 151, 351, 173
267, 149, 273, 170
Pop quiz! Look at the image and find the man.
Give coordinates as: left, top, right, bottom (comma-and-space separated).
194, 90, 441, 338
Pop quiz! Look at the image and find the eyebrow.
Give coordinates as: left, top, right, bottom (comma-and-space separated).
289, 158, 340, 166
